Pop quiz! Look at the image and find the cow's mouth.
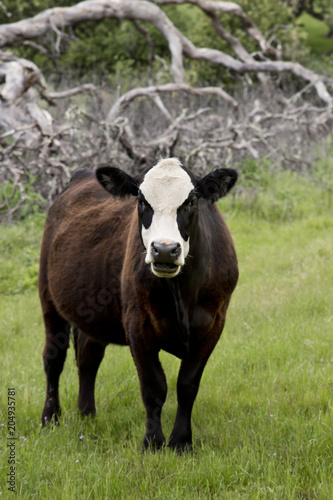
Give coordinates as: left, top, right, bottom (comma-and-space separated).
152, 262, 180, 276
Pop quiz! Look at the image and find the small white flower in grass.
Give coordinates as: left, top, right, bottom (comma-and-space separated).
270, 414, 274, 418
79, 435, 84, 440
228, 420, 232, 423
273, 453, 277, 456
1, 423, 5, 427
76, 460, 79, 463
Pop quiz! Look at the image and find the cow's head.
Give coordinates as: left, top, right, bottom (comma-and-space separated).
96, 158, 237, 278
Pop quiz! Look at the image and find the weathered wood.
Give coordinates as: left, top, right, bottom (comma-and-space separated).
0, 0, 331, 102
0, 0, 332, 220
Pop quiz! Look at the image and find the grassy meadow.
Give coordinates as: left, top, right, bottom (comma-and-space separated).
0, 161, 333, 499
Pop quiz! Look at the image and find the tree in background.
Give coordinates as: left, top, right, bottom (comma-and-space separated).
0, 0, 332, 219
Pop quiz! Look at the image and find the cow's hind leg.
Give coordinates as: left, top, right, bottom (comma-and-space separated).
42, 308, 70, 426
76, 331, 105, 416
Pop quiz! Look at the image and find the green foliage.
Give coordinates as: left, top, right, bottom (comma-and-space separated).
0, 0, 77, 23
0, 0, 311, 85
0, 165, 332, 498
286, 0, 333, 31
236, 158, 275, 189
60, 19, 156, 78
0, 175, 45, 221
228, 0, 294, 49
164, 1, 302, 85
220, 157, 333, 223
298, 12, 333, 52
2, 0, 332, 83
0, 215, 44, 295
312, 137, 333, 192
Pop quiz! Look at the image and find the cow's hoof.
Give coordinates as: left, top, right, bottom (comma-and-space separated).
142, 435, 166, 453
167, 440, 193, 455
41, 412, 60, 427
79, 406, 96, 417
42, 400, 61, 427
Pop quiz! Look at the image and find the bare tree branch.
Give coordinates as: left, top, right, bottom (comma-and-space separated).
151, 0, 282, 59
107, 82, 238, 123
0, 0, 331, 103
0, 0, 333, 221
48, 83, 99, 100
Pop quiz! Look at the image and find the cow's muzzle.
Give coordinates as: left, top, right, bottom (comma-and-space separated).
150, 241, 182, 277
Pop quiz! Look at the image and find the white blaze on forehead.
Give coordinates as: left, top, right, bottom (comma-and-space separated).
139, 158, 194, 266
140, 158, 194, 213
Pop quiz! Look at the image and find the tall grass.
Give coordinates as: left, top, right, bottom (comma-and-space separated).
0, 164, 332, 499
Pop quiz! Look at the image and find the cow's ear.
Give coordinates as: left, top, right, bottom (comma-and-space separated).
96, 166, 139, 197
196, 168, 238, 203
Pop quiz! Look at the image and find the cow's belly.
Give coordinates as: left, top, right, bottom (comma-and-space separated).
48, 240, 126, 346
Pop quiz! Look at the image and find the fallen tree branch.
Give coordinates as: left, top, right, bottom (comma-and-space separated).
0, 0, 332, 221
107, 82, 238, 123
0, 123, 38, 139
0, 0, 331, 103
48, 83, 99, 100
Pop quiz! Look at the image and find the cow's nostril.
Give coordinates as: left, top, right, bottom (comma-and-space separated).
171, 243, 181, 257
151, 242, 159, 257
151, 241, 181, 262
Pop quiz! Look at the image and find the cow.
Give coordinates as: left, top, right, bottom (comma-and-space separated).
39, 157, 238, 453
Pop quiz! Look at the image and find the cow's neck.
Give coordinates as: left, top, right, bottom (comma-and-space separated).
165, 277, 190, 353
164, 203, 213, 354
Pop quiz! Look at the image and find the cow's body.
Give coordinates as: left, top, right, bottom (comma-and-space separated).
39, 158, 238, 452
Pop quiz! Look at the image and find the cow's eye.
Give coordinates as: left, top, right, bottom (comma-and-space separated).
188, 198, 197, 208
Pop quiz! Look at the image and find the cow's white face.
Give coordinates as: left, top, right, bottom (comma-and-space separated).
96, 157, 238, 279
138, 158, 196, 277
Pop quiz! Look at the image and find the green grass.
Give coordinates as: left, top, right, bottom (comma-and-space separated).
1, 165, 333, 499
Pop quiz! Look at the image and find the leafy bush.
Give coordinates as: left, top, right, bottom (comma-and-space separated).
0, 216, 44, 294
220, 156, 332, 223
0, 176, 45, 222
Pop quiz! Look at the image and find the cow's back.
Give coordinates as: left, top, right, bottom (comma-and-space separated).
39, 169, 135, 345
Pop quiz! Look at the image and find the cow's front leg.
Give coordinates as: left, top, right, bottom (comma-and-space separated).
129, 339, 167, 451
168, 319, 225, 454
168, 352, 208, 453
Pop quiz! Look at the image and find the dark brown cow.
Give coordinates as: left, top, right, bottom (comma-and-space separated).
39, 158, 238, 452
